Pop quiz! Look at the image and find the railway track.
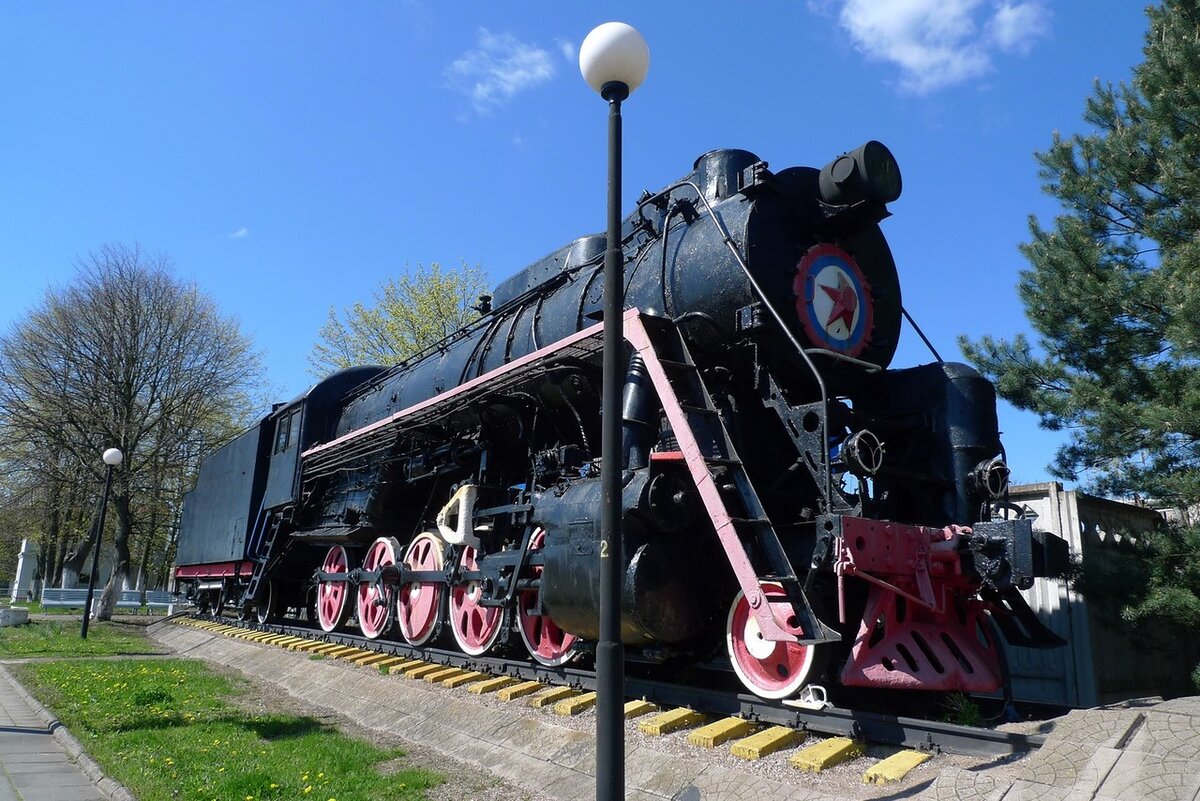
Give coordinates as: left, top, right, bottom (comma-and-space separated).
176, 612, 1045, 763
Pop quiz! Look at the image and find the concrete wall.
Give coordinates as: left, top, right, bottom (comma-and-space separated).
1005, 482, 1198, 707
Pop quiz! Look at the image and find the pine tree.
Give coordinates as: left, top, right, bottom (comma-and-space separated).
962, 0, 1200, 506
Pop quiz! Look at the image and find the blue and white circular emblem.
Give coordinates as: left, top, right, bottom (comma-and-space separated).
793, 244, 874, 357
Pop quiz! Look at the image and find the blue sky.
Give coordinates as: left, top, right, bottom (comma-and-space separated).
0, 1, 1152, 486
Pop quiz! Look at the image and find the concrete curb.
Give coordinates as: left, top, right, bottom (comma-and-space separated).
0, 665, 137, 801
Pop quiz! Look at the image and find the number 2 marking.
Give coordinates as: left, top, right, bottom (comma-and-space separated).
600, 540, 609, 558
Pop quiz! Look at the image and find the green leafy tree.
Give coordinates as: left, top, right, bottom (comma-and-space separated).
309, 262, 489, 376
961, 0, 1200, 507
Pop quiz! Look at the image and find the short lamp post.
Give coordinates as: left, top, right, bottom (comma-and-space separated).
579, 22, 649, 801
81, 447, 123, 639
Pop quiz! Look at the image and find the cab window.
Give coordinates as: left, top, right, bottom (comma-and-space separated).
287, 410, 301, 450
274, 411, 294, 454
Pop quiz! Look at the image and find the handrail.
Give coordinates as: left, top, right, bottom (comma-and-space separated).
805, 348, 883, 372
639, 181, 835, 510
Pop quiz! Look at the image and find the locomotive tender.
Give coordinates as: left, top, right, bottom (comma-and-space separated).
176, 143, 1066, 701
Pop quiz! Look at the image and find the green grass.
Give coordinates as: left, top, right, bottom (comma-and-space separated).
940, 691, 984, 727
0, 620, 157, 658
16, 659, 441, 801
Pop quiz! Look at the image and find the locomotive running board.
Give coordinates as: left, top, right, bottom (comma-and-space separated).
301, 309, 834, 645
625, 313, 838, 646
302, 315, 611, 471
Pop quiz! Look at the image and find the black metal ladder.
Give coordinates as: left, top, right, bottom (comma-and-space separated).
243, 511, 284, 607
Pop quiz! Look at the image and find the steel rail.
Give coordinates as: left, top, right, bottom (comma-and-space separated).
193, 613, 1045, 758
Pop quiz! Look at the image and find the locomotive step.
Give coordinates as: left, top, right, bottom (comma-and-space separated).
657, 358, 696, 371
755, 573, 801, 583
702, 457, 744, 467
728, 517, 771, 526
678, 403, 719, 415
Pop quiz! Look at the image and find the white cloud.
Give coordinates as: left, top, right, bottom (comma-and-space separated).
989, 1, 1049, 53
227, 227, 249, 240
556, 38, 576, 63
445, 28, 557, 114
834, 0, 1049, 94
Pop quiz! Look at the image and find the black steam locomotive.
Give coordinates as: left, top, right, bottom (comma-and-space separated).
176, 143, 1065, 700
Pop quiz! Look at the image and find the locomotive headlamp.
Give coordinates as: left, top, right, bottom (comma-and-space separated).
818, 141, 902, 207
972, 456, 1012, 500
842, 429, 884, 477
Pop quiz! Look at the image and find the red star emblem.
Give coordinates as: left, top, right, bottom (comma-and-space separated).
819, 273, 858, 332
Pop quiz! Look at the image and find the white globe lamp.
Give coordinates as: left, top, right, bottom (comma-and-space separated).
579, 22, 649, 99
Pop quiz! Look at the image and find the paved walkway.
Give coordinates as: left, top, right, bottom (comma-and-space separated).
0, 668, 105, 801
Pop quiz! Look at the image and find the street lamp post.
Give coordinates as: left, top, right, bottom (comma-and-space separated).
81, 447, 123, 639
579, 22, 649, 801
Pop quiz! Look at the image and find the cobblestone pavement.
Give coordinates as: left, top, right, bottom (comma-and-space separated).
917, 698, 1200, 801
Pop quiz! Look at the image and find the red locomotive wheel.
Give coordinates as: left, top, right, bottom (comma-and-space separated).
726, 582, 822, 699
357, 537, 400, 639
449, 546, 504, 656
397, 532, 444, 646
317, 545, 354, 633
517, 528, 578, 666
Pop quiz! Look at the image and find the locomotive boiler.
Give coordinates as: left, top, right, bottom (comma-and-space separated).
175, 142, 1066, 701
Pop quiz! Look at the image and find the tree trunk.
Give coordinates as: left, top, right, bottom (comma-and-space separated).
134, 534, 152, 599
43, 539, 59, 591
134, 490, 160, 598
50, 533, 66, 587
59, 526, 92, 589
60, 484, 99, 588
95, 492, 132, 621
34, 538, 49, 587
154, 523, 178, 591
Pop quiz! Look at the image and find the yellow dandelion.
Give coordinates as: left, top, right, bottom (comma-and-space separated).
303, 787, 313, 795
